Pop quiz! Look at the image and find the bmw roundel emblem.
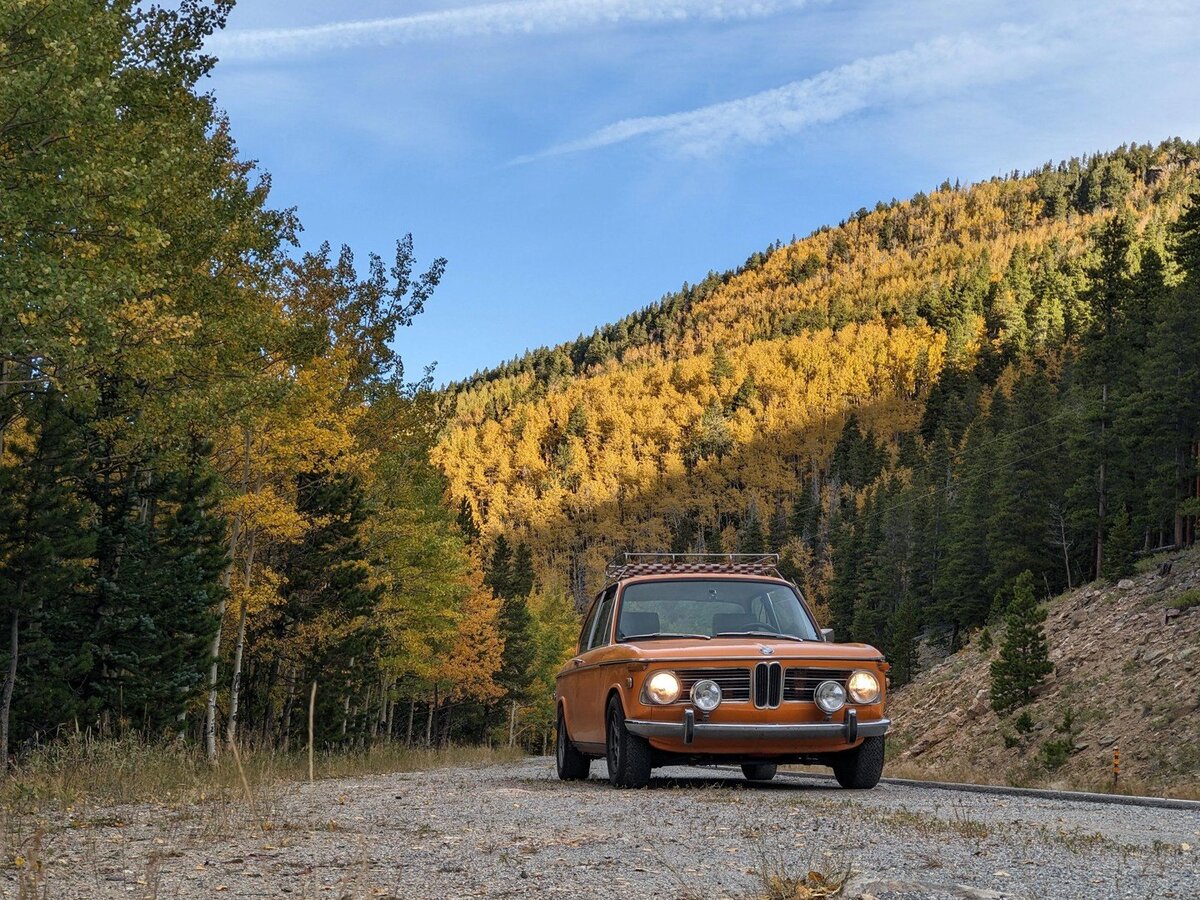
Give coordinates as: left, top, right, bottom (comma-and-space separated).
760, 646, 774, 655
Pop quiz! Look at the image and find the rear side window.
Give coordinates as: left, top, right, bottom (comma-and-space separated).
586, 586, 617, 650
577, 597, 601, 653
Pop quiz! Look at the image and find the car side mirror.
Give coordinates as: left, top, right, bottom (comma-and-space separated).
820, 628, 835, 642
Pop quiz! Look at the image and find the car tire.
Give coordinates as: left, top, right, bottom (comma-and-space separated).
605, 695, 652, 788
741, 763, 777, 782
555, 706, 591, 781
831, 736, 885, 789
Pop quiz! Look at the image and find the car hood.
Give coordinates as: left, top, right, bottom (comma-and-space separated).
617, 637, 884, 663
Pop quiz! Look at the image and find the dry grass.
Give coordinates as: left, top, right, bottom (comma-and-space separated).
0, 737, 525, 897
0, 735, 524, 814
750, 856, 850, 900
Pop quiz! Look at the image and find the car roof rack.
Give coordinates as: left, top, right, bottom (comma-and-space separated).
605, 552, 781, 581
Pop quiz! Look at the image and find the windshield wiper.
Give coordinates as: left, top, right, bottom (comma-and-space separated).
713, 631, 809, 642
619, 632, 711, 642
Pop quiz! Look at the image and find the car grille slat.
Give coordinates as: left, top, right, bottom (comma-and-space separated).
783, 668, 855, 702
675, 667, 751, 702
752, 661, 782, 708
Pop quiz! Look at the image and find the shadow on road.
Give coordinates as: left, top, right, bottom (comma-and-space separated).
515, 767, 843, 793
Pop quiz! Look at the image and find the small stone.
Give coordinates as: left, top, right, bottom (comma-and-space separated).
1118, 579, 1136, 590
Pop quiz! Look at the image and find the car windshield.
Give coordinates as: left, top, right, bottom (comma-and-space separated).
616, 579, 819, 641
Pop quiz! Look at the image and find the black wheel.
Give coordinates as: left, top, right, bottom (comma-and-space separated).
741, 763, 777, 782
831, 736, 885, 789
605, 695, 652, 788
555, 706, 590, 781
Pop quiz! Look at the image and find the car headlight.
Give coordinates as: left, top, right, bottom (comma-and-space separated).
690, 679, 722, 712
847, 670, 880, 704
814, 680, 846, 714
645, 671, 681, 705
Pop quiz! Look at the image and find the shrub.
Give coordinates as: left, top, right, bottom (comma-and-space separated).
1167, 589, 1200, 611
1039, 737, 1073, 770
990, 572, 1053, 713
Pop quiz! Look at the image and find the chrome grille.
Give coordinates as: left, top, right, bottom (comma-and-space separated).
676, 667, 750, 703
753, 661, 783, 708
783, 668, 854, 702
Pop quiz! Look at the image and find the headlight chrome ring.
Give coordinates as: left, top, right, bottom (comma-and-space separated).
690, 679, 722, 712
847, 670, 881, 704
645, 671, 681, 705
814, 679, 847, 714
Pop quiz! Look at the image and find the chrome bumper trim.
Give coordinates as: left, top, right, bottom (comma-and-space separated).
625, 715, 890, 743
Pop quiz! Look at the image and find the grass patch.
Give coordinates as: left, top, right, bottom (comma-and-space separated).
752, 863, 849, 900
1166, 588, 1200, 610
0, 734, 524, 813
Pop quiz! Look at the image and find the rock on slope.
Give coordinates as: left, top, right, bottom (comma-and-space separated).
888, 546, 1200, 798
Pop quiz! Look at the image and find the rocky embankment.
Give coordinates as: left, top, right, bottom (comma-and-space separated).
889, 547, 1200, 797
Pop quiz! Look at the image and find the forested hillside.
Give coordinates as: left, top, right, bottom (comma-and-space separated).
438, 139, 1200, 687
0, 2, 532, 764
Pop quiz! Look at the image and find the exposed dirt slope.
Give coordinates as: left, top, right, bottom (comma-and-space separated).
888, 547, 1200, 798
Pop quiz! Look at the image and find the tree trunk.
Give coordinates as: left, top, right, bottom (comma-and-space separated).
307, 679, 317, 782
405, 699, 415, 747
0, 607, 20, 772
508, 700, 518, 748
1057, 513, 1073, 590
425, 687, 436, 747
340, 656, 354, 741
225, 527, 256, 746
441, 701, 453, 748
374, 676, 388, 742
1094, 382, 1108, 579
281, 667, 297, 753
206, 428, 251, 761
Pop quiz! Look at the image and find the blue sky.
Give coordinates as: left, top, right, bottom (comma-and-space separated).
206, 0, 1200, 384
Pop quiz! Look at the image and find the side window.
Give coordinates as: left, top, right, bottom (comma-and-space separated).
578, 596, 601, 653
586, 586, 618, 651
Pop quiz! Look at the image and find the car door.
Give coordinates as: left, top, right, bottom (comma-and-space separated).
559, 589, 603, 744
573, 584, 618, 746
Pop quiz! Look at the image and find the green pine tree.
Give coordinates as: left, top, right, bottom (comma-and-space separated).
1100, 509, 1137, 581
990, 572, 1053, 713
485, 536, 513, 599
509, 542, 535, 598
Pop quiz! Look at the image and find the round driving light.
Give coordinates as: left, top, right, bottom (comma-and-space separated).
847, 670, 880, 704
814, 680, 846, 714
690, 679, 722, 712
646, 671, 681, 705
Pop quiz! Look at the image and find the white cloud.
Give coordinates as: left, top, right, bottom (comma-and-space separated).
210, 0, 822, 61
515, 26, 1063, 161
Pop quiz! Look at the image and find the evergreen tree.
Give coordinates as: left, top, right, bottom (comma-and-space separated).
887, 597, 920, 686
456, 498, 480, 543
485, 536, 513, 599
985, 371, 1068, 597
937, 417, 996, 638
737, 503, 767, 554
1100, 509, 1137, 581
990, 572, 1053, 713
709, 344, 734, 385
0, 393, 93, 760
509, 542, 535, 598
96, 437, 226, 732
276, 469, 382, 742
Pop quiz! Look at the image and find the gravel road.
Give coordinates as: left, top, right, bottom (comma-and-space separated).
6, 757, 1198, 899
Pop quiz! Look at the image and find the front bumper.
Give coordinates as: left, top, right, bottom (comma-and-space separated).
625, 709, 890, 745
